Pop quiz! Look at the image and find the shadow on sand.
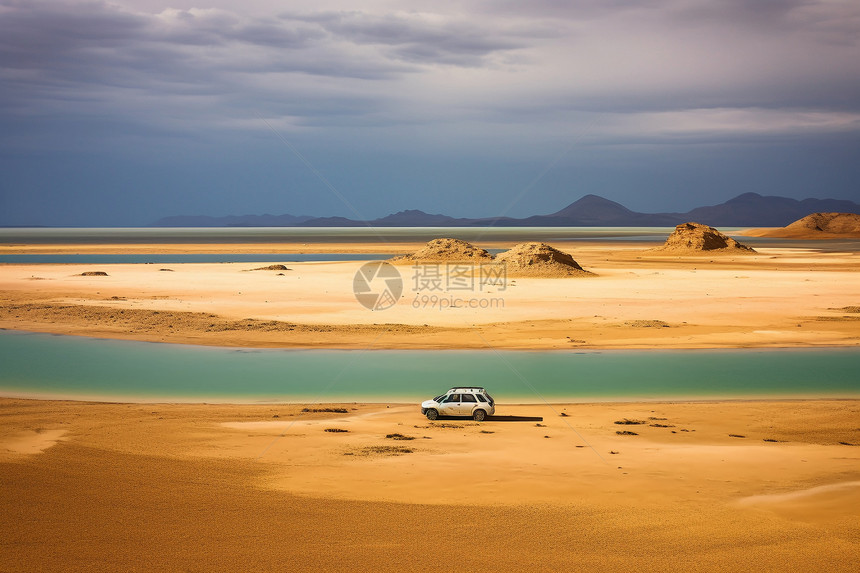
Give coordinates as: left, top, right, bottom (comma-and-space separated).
433, 415, 544, 422
487, 415, 544, 422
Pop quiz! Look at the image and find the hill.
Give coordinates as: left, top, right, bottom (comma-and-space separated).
745, 213, 860, 238
151, 193, 860, 228
652, 223, 756, 254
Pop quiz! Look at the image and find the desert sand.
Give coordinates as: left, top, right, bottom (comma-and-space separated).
1, 398, 858, 571
2, 237, 859, 571
1, 240, 858, 349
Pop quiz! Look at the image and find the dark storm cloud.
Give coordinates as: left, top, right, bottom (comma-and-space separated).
1, 0, 858, 144
0, 2, 400, 99
1, 0, 859, 226
293, 10, 550, 66
0, 1, 346, 79
0, 2, 388, 147
0, 0, 548, 138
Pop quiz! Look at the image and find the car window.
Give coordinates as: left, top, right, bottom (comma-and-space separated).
475, 394, 487, 402
462, 394, 477, 403
443, 394, 460, 403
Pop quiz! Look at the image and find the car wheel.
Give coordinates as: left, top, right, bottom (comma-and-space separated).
473, 409, 486, 422
426, 409, 438, 421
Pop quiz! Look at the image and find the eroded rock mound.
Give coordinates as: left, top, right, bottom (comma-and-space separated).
78, 271, 109, 276
743, 212, 860, 238
655, 222, 755, 253
390, 238, 493, 263
784, 213, 860, 236
494, 242, 593, 277
251, 264, 290, 271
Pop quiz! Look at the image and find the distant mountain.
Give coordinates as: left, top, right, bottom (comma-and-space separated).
151, 193, 860, 228
679, 193, 860, 227
505, 194, 678, 226
550, 194, 639, 221
371, 210, 466, 226
152, 213, 314, 227
294, 216, 361, 227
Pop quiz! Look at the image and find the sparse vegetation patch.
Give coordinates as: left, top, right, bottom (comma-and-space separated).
250, 264, 290, 271
302, 408, 348, 414
614, 419, 647, 425
356, 446, 414, 456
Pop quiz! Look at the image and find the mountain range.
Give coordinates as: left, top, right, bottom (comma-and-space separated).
151, 193, 860, 228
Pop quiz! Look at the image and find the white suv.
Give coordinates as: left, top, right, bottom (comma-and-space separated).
421, 387, 495, 421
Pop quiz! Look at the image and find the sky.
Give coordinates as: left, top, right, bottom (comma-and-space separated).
1, 0, 859, 226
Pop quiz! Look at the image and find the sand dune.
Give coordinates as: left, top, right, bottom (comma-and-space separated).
389, 237, 493, 263
745, 212, 860, 239
652, 222, 756, 253
494, 241, 593, 277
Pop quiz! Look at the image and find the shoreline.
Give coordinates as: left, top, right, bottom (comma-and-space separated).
2, 391, 859, 406
3, 321, 860, 350
0, 239, 658, 256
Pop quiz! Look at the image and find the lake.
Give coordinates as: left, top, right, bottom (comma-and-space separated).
1, 331, 857, 403
2, 227, 855, 259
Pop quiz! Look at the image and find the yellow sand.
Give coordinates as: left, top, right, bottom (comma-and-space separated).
0, 398, 858, 571
1, 242, 858, 349
2, 239, 859, 571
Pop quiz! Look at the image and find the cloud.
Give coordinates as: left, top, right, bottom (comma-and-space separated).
0, 0, 859, 155
600, 107, 860, 144
291, 10, 554, 66
0, 1, 551, 136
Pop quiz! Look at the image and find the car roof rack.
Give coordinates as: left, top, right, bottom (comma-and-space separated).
448, 387, 486, 392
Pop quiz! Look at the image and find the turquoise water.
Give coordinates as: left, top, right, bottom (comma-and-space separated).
1, 332, 857, 403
